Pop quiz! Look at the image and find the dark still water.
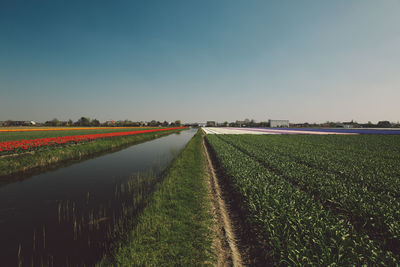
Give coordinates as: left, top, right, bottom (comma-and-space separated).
0, 129, 196, 266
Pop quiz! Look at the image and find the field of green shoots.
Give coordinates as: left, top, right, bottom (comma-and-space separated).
206, 134, 400, 265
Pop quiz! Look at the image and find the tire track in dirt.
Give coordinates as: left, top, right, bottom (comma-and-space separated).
202, 134, 243, 267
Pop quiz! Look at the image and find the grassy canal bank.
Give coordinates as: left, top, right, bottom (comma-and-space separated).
99, 130, 216, 266
0, 128, 185, 178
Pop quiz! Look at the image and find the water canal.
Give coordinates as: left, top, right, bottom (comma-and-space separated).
0, 129, 196, 266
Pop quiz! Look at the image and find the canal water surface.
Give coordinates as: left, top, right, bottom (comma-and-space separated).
0, 129, 196, 266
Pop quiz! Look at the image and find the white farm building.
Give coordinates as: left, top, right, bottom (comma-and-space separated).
269, 120, 289, 128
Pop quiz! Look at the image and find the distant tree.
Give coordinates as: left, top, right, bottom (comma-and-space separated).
174, 120, 182, 127
148, 120, 158, 127
377, 121, 392, 128
327, 121, 337, 127
66, 119, 73, 126
58, 121, 67, 126
162, 121, 169, 127
362, 121, 375, 128
116, 120, 132, 127
77, 117, 91, 126
53, 118, 60, 126
45, 118, 60, 126
91, 119, 100, 127
223, 121, 228, 127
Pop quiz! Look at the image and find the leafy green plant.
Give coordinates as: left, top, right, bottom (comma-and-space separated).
206, 135, 399, 265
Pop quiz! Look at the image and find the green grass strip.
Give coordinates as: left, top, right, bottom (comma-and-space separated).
0, 129, 182, 177
99, 130, 215, 266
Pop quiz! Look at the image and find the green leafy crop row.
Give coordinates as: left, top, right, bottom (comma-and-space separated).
206, 134, 399, 265
218, 135, 400, 249
227, 134, 400, 198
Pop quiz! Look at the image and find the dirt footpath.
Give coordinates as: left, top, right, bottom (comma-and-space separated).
202, 135, 243, 267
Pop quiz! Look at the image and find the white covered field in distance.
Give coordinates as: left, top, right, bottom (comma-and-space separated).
202, 127, 278, 135
202, 127, 358, 135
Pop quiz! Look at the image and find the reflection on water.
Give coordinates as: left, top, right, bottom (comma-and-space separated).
0, 129, 196, 266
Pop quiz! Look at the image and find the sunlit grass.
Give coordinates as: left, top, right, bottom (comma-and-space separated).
99, 130, 215, 266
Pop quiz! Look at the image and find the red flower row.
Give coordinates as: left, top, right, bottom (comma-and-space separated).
0, 127, 185, 153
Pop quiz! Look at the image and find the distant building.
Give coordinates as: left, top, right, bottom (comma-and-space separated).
342, 122, 354, 128
104, 120, 116, 126
235, 120, 246, 127
183, 122, 199, 127
3, 121, 37, 126
342, 121, 360, 128
269, 120, 289, 128
206, 121, 216, 127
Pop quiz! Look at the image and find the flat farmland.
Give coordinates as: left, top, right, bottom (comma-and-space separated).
0, 128, 199, 266
205, 133, 400, 265
0, 127, 186, 177
0, 127, 154, 142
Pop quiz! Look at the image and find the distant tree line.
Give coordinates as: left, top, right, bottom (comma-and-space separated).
1, 118, 399, 128
0, 118, 182, 127
308, 120, 397, 129
206, 118, 400, 128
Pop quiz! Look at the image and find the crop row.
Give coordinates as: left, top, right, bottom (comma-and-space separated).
253, 134, 400, 161
294, 134, 400, 157
218, 134, 400, 253
0, 127, 160, 142
230, 134, 400, 198
0, 127, 184, 154
0, 127, 145, 132
206, 135, 398, 265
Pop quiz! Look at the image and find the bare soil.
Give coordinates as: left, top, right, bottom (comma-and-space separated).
202, 135, 243, 267
203, 134, 276, 267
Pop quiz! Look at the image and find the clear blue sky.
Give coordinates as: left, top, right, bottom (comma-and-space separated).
1, 0, 399, 123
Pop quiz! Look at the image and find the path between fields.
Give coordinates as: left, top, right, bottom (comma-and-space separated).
202, 135, 243, 267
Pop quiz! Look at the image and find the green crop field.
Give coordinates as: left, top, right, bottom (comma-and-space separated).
206, 134, 400, 265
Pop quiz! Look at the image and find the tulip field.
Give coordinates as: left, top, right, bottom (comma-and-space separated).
0, 127, 184, 154
0, 127, 158, 142
0, 127, 187, 178
206, 134, 400, 265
